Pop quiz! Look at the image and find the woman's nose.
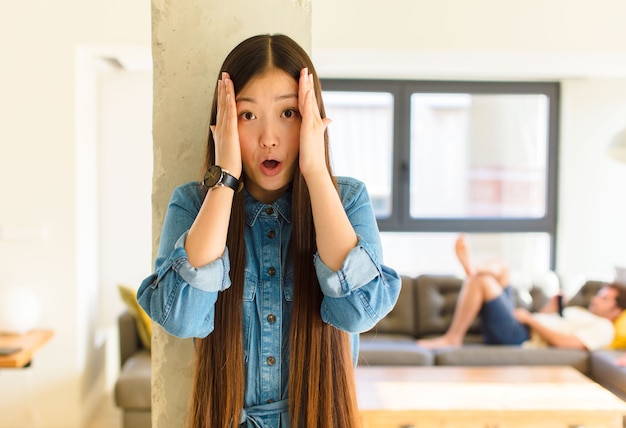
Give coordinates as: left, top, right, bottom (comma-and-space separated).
259, 122, 278, 147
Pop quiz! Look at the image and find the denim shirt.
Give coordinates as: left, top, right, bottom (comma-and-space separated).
137, 176, 401, 428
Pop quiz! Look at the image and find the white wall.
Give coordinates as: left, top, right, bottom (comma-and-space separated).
558, 79, 626, 281
97, 67, 153, 329
0, 2, 150, 427
313, 0, 626, 54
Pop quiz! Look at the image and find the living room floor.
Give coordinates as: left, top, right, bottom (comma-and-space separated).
87, 393, 122, 428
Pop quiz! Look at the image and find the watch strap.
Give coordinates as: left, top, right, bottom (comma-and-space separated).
219, 170, 240, 191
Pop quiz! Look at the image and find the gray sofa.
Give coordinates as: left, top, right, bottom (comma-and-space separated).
358, 274, 626, 399
114, 274, 626, 428
115, 311, 151, 428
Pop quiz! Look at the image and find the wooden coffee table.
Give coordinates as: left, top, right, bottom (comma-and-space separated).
356, 366, 626, 428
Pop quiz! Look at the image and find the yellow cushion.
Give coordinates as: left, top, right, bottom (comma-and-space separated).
118, 284, 152, 350
610, 310, 626, 349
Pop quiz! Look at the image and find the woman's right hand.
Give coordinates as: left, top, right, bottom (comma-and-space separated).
210, 72, 242, 178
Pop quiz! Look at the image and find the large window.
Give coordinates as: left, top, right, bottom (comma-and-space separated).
322, 80, 559, 272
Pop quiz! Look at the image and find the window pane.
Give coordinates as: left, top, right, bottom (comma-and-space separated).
380, 232, 552, 284
410, 93, 549, 218
323, 91, 394, 218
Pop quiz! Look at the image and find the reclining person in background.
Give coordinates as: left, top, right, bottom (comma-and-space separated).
417, 234, 626, 351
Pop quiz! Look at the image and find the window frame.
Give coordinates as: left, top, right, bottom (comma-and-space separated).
321, 79, 560, 268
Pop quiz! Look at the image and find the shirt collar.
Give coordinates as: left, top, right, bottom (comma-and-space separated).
244, 188, 292, 226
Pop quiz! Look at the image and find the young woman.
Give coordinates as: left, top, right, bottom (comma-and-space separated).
137, 34, 401, 428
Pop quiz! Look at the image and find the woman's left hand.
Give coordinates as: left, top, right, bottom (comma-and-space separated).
298, 68, 331, 178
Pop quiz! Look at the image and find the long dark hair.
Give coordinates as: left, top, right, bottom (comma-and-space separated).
189, 34, 360, 428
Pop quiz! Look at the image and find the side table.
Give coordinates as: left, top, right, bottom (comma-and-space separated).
0, 330, 53, 368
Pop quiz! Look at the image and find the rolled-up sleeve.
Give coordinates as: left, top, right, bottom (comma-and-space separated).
136, 183, 232, 339
315, 178, 401, 333
169, 231, 231, 292
314, 239, 380, 298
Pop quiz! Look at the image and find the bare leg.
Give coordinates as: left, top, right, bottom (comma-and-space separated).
417, 274, 504, 349
457, 233, 510, 287
477, 259, 510, 288
455, 233, 474, 277
417, 234, 511, 349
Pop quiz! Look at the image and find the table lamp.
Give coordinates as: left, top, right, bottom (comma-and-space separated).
0, 285, 41, 334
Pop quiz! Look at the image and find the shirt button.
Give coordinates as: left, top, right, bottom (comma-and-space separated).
267, 229, 276, 239
267, 399, 274, 404
267, 314, 276, 324
266, 356, 276, 366
268, 267, 276, 276
265, 207, 274, 215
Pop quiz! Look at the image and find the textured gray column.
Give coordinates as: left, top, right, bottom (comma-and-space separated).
150, 1, 311, 426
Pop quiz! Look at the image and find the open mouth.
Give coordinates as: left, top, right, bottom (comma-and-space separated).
263, 159, 280, 170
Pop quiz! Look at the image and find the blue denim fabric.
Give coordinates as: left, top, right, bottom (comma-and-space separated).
480, 286, 530, 345
137, 176, 401, 427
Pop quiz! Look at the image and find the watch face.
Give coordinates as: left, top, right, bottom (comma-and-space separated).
203, 165, 222, 187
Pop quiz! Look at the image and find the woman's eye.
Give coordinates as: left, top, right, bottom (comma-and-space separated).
282, 109, 299, 119
240, 111, 256, 120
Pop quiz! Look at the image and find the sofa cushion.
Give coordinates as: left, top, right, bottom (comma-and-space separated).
566, 280, 606, 308
115, 350, 152, 410
414, 275, 482, 337
590, 349, 626, 400
118, 284, 152, 350
358, 333, 434, 366
118, 311, 143, 367
122, 410, 151, 428
435, 346, 590, 374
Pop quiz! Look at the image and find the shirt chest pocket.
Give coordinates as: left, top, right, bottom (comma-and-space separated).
243, 267, 294, 302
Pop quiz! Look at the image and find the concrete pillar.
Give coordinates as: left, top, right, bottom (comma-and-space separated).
150, 1, 312, 426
